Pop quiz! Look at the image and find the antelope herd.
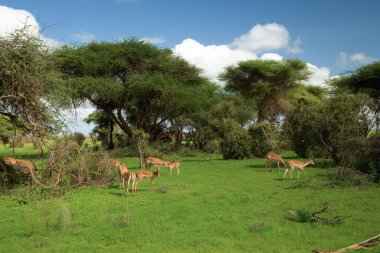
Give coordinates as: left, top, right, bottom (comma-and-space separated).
2, 151, 314, 197
109, 156, 181, 197
265, 152, 315, 180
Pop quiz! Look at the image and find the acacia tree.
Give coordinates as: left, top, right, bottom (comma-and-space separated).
219, 59, 310, 122
329, 61, 380, 130
53, 39, 218, 140
0, 28, 65, 146
0, 28, 68, 187
284, 94, 375, 163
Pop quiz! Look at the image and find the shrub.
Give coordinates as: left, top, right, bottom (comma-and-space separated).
221, 124, 252, 160
248, 121, 278, 157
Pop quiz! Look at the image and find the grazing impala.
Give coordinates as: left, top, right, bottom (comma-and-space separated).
121, 171, 137, 197
144, 157, 167, 171
266, 152, 287, 172
283, 159, 315, 180
165, 160, 180, 176
136, 170, 160, 191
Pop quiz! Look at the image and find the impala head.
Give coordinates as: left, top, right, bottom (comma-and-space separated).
308, 159, 315, 165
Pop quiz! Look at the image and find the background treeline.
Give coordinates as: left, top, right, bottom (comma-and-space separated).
1, 28, 379, 182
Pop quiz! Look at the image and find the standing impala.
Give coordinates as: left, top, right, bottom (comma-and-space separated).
165, 160, 180, 176
136, 170, 160, 191
121, 171, 137, 197
265, 152, 287, 172
283, 159, 315, 180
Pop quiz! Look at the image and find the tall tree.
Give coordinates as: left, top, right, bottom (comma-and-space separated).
329, 61, 380, 129
219, 59, 310, 122
53, 39, 218, 139
0, 27, 66, 144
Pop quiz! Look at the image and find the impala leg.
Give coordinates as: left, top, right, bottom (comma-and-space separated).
303, 169, 308, 179
277, 161, 280, 173
283, 169, 288, 179
298, 170, 300, 180
177, 166, 180, 175
151, 179, 155, 191
124, 178, 128, 197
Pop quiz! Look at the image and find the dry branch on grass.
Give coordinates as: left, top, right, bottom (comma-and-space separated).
312, 234, 380, 253
287, 202, 344, 226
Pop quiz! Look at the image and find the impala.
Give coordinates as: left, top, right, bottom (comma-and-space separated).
3, 157, 35, 173
121, 171, 137, 197
283, 159, 315, 180
116, 163, 129, 188
265, 152, 287, 172
165, 160, 180, 176
144, 157, 167, 171
136, 170, 160, 191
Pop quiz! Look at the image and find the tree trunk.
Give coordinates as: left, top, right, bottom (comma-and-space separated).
108, 122, 115, 150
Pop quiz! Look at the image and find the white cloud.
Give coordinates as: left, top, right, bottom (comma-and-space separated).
337, 52, 377, 69
0, 5, 39, 36
306, 63, 330, 87
288, 36, 302, 54
350, 53, 376, 64
260, 53, 283, 61
174, 38, 257, 83
72, 31, 97, 43
140, 36, 166, 45
174, 25, 328, 87
0, 5, 61, 48
232, 23, 290, 53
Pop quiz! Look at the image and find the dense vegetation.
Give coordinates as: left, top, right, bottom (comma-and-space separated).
0, 28, 379, 252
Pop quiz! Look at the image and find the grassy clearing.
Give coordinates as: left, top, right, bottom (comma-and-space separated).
0, 152, 379, 252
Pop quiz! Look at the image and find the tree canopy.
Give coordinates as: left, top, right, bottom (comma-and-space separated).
53, 39, 218, 140
0, 27, 65, 142
219, 59, 311, 122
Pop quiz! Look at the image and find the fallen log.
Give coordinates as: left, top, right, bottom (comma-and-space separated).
312, 234, 380, 253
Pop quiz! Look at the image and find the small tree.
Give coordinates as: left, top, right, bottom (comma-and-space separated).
220, 121, 252, 160
284, 94, 375, 163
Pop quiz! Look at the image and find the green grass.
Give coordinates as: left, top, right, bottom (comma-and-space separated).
1, 153, 380, 252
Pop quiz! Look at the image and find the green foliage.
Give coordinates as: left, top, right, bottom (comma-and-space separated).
340, 134, 380, 179
0, 27, 66, 137
329, 61, 380, 100
248, 121, 278, 157
284, 94, 375, 162
54, 39, 219, 140
220, 59, 310, 122
220, 121, 252, 160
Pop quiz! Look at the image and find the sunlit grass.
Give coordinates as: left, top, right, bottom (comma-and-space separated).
0, 152, 379, 252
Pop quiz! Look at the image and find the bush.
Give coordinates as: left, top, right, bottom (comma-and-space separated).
340, 134, 380, 180
248, 121, 278, 157
44, 138, 112, 187
221, 125, 252, 160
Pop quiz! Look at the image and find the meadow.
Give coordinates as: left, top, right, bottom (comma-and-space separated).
0, 148, 379, 253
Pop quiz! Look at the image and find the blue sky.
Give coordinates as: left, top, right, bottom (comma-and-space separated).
1, 0, 379, 133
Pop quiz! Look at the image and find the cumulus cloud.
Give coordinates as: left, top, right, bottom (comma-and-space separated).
174, 38, 257, 83
306, 63, 330, 87
0, 5, 39, 36
350, 53, 376, 64
0, 5, 61, 48
337, 52, 377, 68
174, 24, 328, 87
232, 23, 289, 53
